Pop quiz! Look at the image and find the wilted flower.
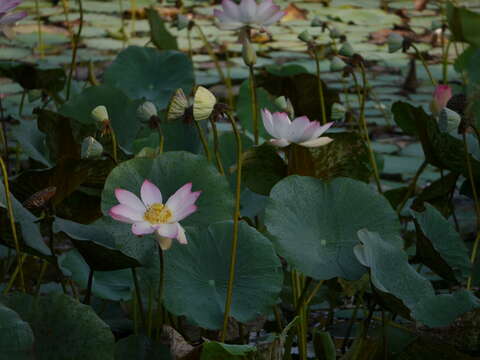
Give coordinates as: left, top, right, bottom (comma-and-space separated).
431, 84, 452, 115
0, 0, 27, 39
262, 109, 333, 148
109, 180, 201, 250
81, 136, 103, 159
137, 101, 158, 121
214, 0, 284, 31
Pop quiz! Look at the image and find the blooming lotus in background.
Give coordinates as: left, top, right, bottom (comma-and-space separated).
430, 84, 452, 115
109, 180, 201, 250
0, 0, 27, 39
262, 109, 334, 148
214, 0, 284, 31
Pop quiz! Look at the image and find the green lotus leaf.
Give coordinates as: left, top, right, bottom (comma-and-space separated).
1, 293, 115, 360
101, 151, 234, 229
163, 221, 283, 329
60, 85, 142, 153
54, 217, 141, 271
103, 46, 194, 110
265, 176, 401, 280
411, 204, 471, 282
0, 302, 34, 360
115, 334, 171, 360
201, 342, 256, 360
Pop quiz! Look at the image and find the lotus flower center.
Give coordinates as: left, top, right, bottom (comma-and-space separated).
144, 203, 173, 224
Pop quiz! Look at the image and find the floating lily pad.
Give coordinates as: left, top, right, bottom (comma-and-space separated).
103, 46, 194, 110
164, 221, 283, 329
265, 176, 401, 280
1, 292, 115, 360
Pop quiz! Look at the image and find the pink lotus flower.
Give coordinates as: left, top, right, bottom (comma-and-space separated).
214, 0, 284, 31
262, 109, 334, 148
431, 84, 452, 115
0, 0, 27, 39
109, 180, 201, 250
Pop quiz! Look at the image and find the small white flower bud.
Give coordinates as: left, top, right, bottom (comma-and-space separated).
137, 101, 158, 121
91, 105, 109, 123
81, 137, 103, 159
387, 33, 404, 53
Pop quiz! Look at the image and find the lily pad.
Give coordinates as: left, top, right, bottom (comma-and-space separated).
103, 46, 194, 110
101, 151, 234, 229
60, 85, 142, 153
0, 302, 34, 360
54, 217, 141, 271
1, 292, 115, 360
163, 221, 283, 329
265, 176, 401, 280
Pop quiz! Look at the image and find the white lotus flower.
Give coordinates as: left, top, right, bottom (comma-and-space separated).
214, 0, 284, 31
109, 180, 201, 250
262, 109, 334, 148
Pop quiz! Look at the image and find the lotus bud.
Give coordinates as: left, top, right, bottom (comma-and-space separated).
298, 30, 313, 43
242, 37, 257, 66
330, 56, 346, 72
430, 84, 452, 115
274, 96, 294, 118
91, 105, 109, 123
387, 33, 404, 53
137, 101, 158, 121
311, 17, 323, 27
438, 108, 461, 133
329, 27, 342, 39
339, 42, 354, 57
331, 103, 346, 121
81, 137, 103, 159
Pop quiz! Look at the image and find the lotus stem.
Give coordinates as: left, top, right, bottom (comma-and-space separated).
221, 112, 243, 342
248, 65, 259, 144
19, 90, 26, 117
34, 260, 48, 296
357, 64, 383, 194
156, 244, 165, 340
130, 0, 137, 35
442, 36, 452, 84
2, 254, 26, 294
0, 156, 24, 291
0, 98, 9, 174
131, 267, 147, 330
464, 133, 480, 289
209, 117, 225, 175
396, 160, 428, 215
84, 268, 94, 304
195, 25, 234, 109
34, 0, 44, 57
314, 49, 327, 125
66, 0, 84, 101
108, 124, 119, 163
411, 44, 436, 87
157, 126, 164, 155
194, 121, 211, 161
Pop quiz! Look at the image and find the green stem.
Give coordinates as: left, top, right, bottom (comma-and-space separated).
464, 133, 480, 290
34, 261, 48, 296
84, 268, 94, 304
442, 38, 452, 84
196, 25, 234, 109
19, 90, 26, 117
209, 117, 225, 175
2, 255, 26, 294
0, 156, 24, 291
396, 160, 428, 215
66, 0, 84, 101
156, 244, 165, 340
314, 49, 327, 125
248, 65, 259, 144
34, 0, 44, 57
221, 112, 243, 342
109, 124, 119, 163
0, 98, 9, 174
358, 64, 382, 193
194, 121, 211, 161
411, 44, 436, 87
131, 267, 147, 331
130, 0, 136, 35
